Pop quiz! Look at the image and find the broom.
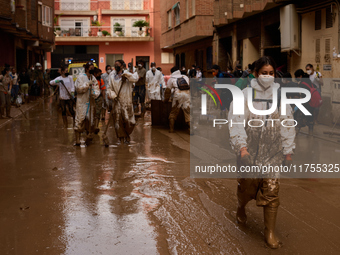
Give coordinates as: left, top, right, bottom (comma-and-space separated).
102, 111, 113, 147
102, 58, 133, 147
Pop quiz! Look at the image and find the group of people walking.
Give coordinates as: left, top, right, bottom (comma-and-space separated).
0, 62, 52, 119
51, 60, 171, 146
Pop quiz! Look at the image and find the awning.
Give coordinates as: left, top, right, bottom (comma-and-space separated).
172, 2, 180, 10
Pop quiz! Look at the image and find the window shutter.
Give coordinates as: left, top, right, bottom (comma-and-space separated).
315, 10, 321, 30
326, 7, 333, 28
324, 38, 331, 63
315, 38, 320, 63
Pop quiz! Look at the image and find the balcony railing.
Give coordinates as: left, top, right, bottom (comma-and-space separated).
55, 0, 149, 11
54, 25, 152, 37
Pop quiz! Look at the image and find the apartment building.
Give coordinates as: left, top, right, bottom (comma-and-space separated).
0, 0, 54, 71
160, 0, 215, 76
49, 0, 172, 73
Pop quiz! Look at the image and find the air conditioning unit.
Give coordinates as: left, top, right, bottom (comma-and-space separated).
280, 4, 300, 52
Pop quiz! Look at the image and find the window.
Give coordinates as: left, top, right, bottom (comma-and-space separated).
60, 19, 89, 36
42, 6, 52, 27
38, 4, 42, 22
186, 0, 189, 19
60, 0, 90, 11
206, 47, 213, 70
130, 0, 143, 10
174, 6, 180, 25
111, 17, 146, 37
31, 0, 37, 20
161, 53, 174, 64
325, 38, 331, 63
167, 10, 172, 29
192, 0, 195, 16
315, 10, 321, 30
326, 7, 333, 28
180, 53, 185, 68
112, 18, 126, 35
131, 17, 146, 37
111, 0, 124, 10
106, 54, 124, 66
315, 38, 321, 63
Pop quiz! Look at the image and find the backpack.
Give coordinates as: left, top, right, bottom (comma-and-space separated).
176, 76, 190, 90
301, 81, 323, 108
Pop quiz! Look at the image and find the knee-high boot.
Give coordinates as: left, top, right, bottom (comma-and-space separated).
263, 206, 282, 249
0, 107, 4, 119
236, 187, 251, 224
62, 116, 68, 128
74, 131, 81, 146
169, 119, 175, 133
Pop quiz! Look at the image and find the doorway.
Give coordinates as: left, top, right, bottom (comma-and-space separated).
136, 56, 150, 71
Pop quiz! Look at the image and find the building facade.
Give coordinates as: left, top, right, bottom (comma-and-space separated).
160, 0, 215, 77
0, 0, 54, 71
50, 0, 172, 73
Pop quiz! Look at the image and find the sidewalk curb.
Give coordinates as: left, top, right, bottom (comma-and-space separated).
0, 97, 49, 129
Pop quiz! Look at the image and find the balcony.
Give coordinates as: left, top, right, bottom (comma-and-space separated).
55, 0, 150, 15
54, 25, 153, 42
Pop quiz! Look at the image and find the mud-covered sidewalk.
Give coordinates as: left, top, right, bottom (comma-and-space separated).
0, 98, 340, 254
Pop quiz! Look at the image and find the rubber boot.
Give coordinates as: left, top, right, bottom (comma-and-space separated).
308, 126, 313, 136
94, 119, 100, 134
125, 135, 130, 144
141, 103, 145, 118
263, 206, 282, 249
6, 108, 11, 118
133, 104, 139, 114
74, 131, 81, 146
236, 188, 249, 224
0, 107, 4, 119
85, 133, 94, 145
101, 109, 106, 121
186, 121, 193, 135
169, 119, 175, 133
62, 116, 68, 128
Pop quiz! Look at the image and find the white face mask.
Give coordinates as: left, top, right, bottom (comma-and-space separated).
306, 70, 312, 75
258, 75, 275, 89
107, 69, 111, 74
138, 64, 142, 67
151, 67, 156, 71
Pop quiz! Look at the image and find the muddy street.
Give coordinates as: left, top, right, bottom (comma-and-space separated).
1, 98, 340, 255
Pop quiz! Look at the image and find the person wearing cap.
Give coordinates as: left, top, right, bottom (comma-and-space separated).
146, 62, 165, 101
133, 60, 146, 116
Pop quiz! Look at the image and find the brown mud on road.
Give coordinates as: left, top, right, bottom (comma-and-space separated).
0, 98, 340, 255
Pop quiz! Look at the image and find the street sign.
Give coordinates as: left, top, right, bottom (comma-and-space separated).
323, 64, 332, 71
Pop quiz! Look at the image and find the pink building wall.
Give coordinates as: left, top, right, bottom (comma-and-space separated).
51, 0, 173, 73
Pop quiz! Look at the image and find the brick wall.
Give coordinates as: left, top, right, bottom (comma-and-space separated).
214, 0, 275, 25
174, 37, 213, 76
160, 0, 214, 48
